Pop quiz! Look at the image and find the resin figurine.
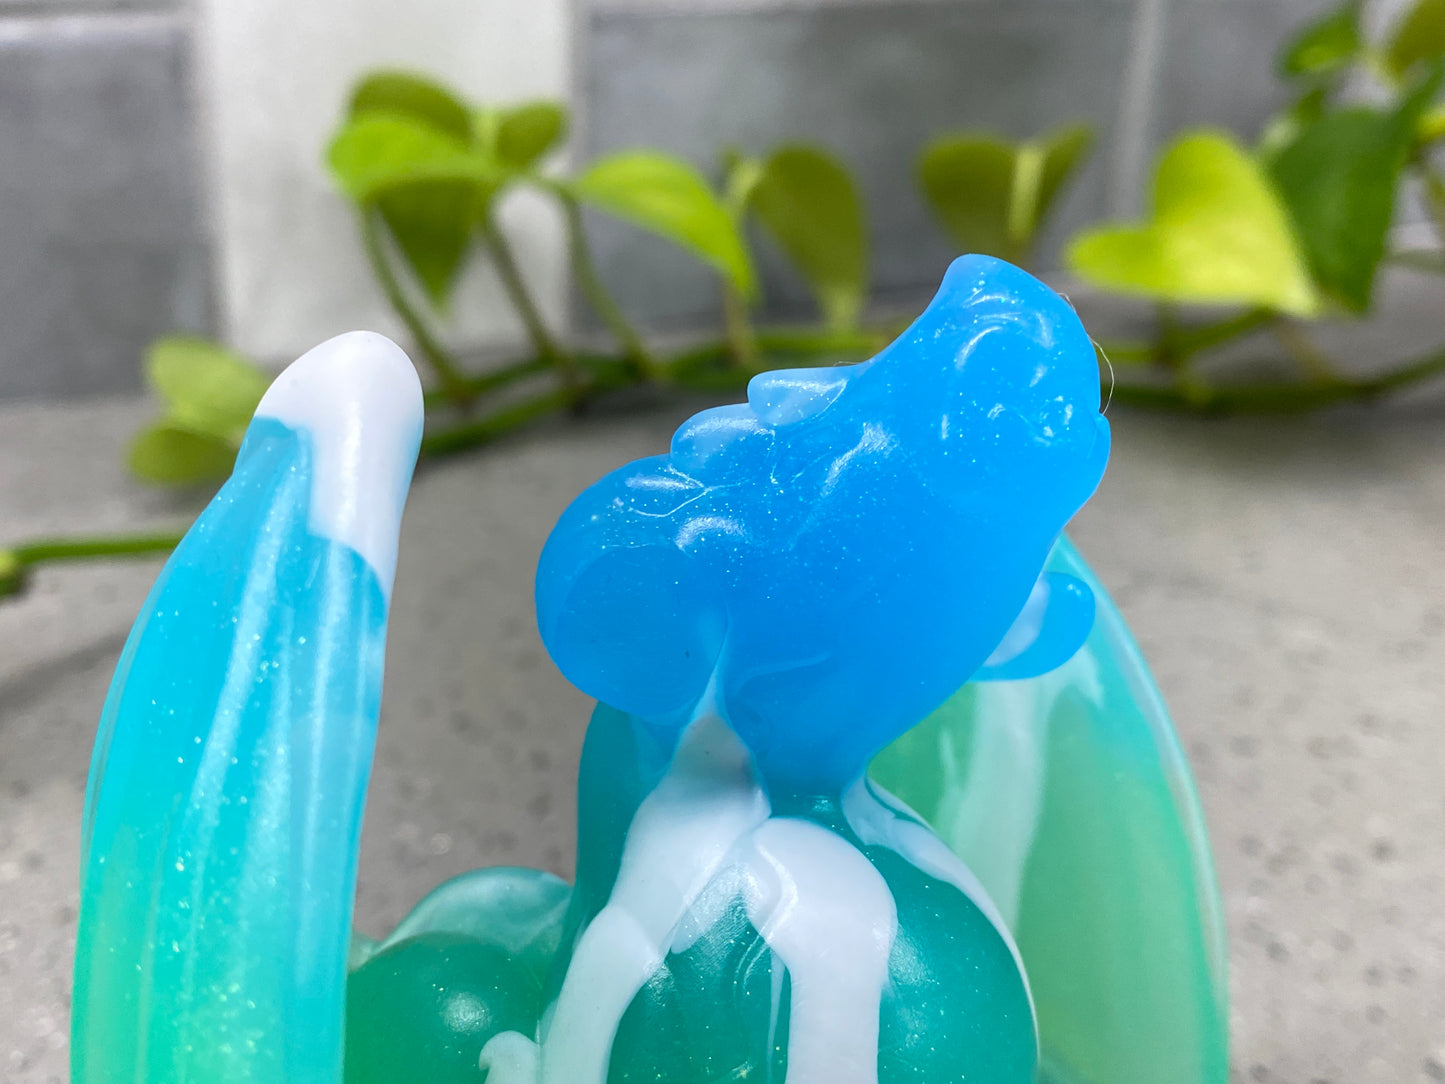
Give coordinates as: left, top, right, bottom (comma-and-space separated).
72, 256, 1228, 1084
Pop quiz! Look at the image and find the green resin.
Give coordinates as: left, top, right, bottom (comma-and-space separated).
345, 935, 541, 1084
871, 537, 1229, 1084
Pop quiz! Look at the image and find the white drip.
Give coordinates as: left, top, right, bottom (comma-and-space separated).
739, 818, 896, 1084
483, 710, 770, 1084
254, 331, 423, 599
842, 778, 1031, 1012
929, 647, 1103, 929
481, 711, 901, 1084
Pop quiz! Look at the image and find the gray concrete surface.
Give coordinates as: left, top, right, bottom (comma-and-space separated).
1, 382, 1443, 1082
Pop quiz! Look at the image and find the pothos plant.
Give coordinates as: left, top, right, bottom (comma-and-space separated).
4, 0, 1445, 597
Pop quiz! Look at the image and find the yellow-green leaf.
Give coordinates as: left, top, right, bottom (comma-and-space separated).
1067, 131, 1320, 316
495, 101, 568, 170
919, 123, 1092, 267
1278, 1, 1361, 78
1386, 0, 1445, 80
574, 151, 756, 297
1033, 125, 1095, 233
348, 70, 473, 143
146, 336, 268, 443
747, 145, 868, 329
374, 184, 479, 308
918, 135, 1018, 261
1267, 72, 1438, 312
327, 114, 496, 204
128, 424, 238, 486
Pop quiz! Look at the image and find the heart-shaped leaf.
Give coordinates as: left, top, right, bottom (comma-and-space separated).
574, 151, 756, 298
1258, 86, 1329, 159
495, 102, 568, 171
1267, 71, 1440, 311
327, 114, 495, 203
1030, 125, 1095, 237
128, 424, 238, 486
373, 183, 482, 307
348, 71, 473, 143
1067, 131, 1320, 316
918, 135, 1019, 261
328, 114, 497, 306
919, 123, 1092, 266
1278, 1, 1361, 78
1386, 0, 1445, 81
746, 145, 867, 329
1417, 100, 1445, 143
146, 336, 268, 443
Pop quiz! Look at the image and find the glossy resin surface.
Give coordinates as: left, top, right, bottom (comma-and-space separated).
72, 257, 1227, 1084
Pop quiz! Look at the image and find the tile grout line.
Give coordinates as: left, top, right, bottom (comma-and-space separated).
1110, 0, 1167, 219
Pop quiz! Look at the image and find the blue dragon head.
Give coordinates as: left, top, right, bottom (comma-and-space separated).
537, 255, 1110, 792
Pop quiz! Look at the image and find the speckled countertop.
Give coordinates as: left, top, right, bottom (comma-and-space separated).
1, 381, 1443, 1083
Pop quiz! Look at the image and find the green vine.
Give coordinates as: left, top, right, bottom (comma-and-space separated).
7, 0, 1445, 601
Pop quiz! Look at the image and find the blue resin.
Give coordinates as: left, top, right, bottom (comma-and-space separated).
73, 419, 390, 1083
70, 263, 1230, 1084
537, 255, 1111, 791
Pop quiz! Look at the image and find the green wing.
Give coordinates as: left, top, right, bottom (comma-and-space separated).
871, 534, 1228, 1084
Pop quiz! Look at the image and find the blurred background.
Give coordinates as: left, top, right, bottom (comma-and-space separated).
2, 1, 1444, 1083
0, 0, 1433, 393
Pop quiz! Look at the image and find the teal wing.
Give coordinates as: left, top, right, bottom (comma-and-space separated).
870, 533, 1228, 1084
72, 334, 423, 1084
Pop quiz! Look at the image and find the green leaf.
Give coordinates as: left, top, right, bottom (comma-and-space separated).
1267, 70, 1439, 311
918, 135, 1019, 261
327, 114, 496, 203
918, 124, 1092, 266
1026, 124, 1095, 242
1278, 1, 1361, 78
0, 548, 22, 599
1386, 0, 1445, 80
1067, 131, 1320, 316
128, 424, 238, 486
327, 115, 495, 304
1258, 85, 1329, 159
746, 145, 868, 329
146, 336, 268, 443
374, 184, 479, 306
348, 71, 473, 143
1417, 100, 1445, 143
495, 102, 568, 170
721, 149, 766, 217
573, 151, 756, 297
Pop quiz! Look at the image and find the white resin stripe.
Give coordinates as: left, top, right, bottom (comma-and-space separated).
482, 711, 902, 1084
255, 330, 424, 600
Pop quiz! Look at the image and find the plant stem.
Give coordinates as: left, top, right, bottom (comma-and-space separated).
9, 317, 1445, 599
754, 326, 882, 357
1109, 341, 1445, 413
561, 197, 662, 381
0, 530, 187, 598
421, 359, 636, 458
1270, 319, 1339, 382
1172, 308, 1273, 357
722, 286, 758, 370
478, 217, 578, 392
420, 356, 552, 410
360, 208, 474, 406
421, 387, 578, 458
1418, 164, 1445, 246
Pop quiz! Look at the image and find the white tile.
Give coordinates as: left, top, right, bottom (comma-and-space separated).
194, 0, 572, 366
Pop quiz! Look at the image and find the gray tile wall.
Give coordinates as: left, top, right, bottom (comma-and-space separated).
580, 0, 1136, 330
1157, 0, 1339, 143
578, 0, 1361, 330
0, 0, 1389, 398
0, 10, 210, 400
